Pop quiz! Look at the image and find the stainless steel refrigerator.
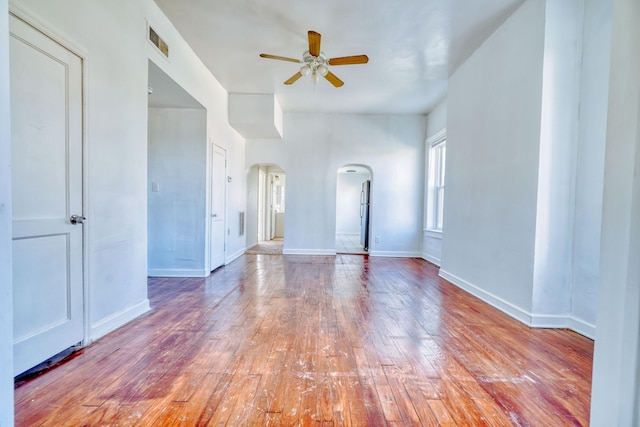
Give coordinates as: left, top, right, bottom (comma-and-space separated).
360, 180, 371, 251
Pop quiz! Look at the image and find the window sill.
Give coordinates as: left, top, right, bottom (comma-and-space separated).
423, 230, 442, 239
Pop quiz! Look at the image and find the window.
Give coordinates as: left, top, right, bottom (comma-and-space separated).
426, 130, 446, 233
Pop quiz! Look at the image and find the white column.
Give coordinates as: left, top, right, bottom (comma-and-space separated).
531, 0, 584, 321
590, 0, 640, 424
0, 1, 15, 425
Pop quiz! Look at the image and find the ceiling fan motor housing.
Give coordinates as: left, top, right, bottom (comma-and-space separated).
300, 51, 329, 78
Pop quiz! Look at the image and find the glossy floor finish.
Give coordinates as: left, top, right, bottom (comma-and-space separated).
335, 234, 367, 255
15, 255, 593, 426
245, 239, 284, 255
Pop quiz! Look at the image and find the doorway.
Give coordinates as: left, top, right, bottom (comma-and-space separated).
246, 164, 285, 255
335, 165, 372, 254
147, 60, 210, 277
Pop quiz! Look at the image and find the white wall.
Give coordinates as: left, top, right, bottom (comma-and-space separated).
590, 0, 640, 423
0, 1, 14, 424
224, 141, 248, 263
9, 0, 245, 341
441, 0, 604, 337
10, 0, 153, 338
228, 93, 283, 138
139, 1, 247, 266
571, 0, 612, 332
336, 172, 369, 234
148, 108, 207, 277
246, 113, 426, 256
441, 0, 546, 315
426, 100, 447, 140
422, 99, 447, 265
10, 0, 150, 336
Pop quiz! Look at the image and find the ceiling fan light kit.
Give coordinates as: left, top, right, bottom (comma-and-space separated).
299, 51, 330, 83
260, 30, 368, 87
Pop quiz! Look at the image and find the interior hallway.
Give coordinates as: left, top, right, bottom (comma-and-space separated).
14, 255, 593, 425
244, 238, 284, 255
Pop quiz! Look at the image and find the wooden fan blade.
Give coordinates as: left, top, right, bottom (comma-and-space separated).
308, 31, 321, 57
284, 71, 303, 85
328, 55, 369, 66
260, 53, 301, 63
324, 71, 344, 87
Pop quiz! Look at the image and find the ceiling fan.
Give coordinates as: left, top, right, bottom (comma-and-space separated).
259, 30, 369, 87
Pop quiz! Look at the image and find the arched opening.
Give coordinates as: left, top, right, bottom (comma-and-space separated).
246, 164, 286, 254
335, 165, 372, 254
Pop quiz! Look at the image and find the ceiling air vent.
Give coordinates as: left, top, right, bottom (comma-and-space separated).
148, 26, 169, 58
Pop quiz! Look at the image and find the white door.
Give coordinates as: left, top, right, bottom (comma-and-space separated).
10, 15, 84, 376
210, 144, 226, 270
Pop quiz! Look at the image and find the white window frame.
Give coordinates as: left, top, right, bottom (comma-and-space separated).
425, 129, 446, 237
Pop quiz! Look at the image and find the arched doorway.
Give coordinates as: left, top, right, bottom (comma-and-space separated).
335, 165, 372, 254
246, 164, 286, 254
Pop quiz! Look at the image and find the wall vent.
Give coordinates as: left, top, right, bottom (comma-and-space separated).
148, 26, 169, 58
239, 211, 245, 236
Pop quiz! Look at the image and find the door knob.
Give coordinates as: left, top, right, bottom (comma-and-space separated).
70, 215, 86, 225
212, 213, 217, 218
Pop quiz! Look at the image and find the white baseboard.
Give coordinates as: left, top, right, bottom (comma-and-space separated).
529, 314, 595, 339
283, 248, 337, 255
530, 313, 571, 329
439, 269, 533, 325
225, 247, 245, 264
148, 268, 208, 278
421, 253, 441, 266
567, 316, 596, 339
439, 269, 596, 339
280, 249, 422, 258
369, 250, 422, 258
90, 299, 150, 341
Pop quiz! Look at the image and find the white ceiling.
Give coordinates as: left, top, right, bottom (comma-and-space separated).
153, 0, 524, 115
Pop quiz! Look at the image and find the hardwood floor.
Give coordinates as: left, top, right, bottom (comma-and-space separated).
335, 234, 367, 255
245, 238, 284, 255
14, 255, 593, 426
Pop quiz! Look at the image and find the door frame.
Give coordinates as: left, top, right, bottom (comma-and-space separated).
258, 168, 265, 241
268, 172, 285, 240
269, 173, 275, 240
9, 7, 91, 347
335, 164, 373, 254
